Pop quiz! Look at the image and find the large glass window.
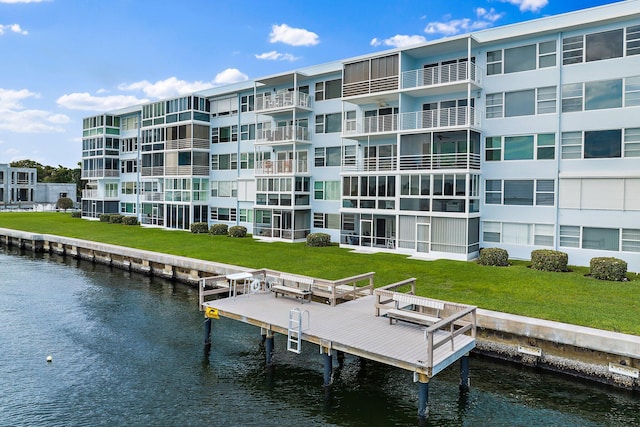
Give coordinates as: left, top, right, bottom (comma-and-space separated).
504, 44, 536, 73
504, 135, 534, 160
582, 227, 619, 251
585, 79, 622, 110
584, 129, 621, 158
505, 90, 535, 117
586, 29, 623, 62
504, 180, 534, 206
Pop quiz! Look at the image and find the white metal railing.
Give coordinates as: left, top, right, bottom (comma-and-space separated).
255, 91, 311, 112
141, 166, 164, 177
343, 75, 399, 98
255, 159, 308, 175
342, 153, 480, 172
343, 114, 398, 135
81, 170, 119, 179
401, 62, 482, 89
256, 126, 310, 144
165, 138, 209, 150
81, 189, 119, 199
399, 107, 480, 131
142, 191, 164, 201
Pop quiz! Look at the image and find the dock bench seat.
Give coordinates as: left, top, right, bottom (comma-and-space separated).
271, 273, 313, 303
387, 293, 444, 326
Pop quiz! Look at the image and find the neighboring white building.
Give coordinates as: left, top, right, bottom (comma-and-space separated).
0, 164, 77, 209
80, 1, 640, 270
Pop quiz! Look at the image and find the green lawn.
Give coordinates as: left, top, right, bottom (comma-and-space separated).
2, 212, 639, 335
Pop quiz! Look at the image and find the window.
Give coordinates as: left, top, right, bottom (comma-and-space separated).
622, 229, 640, 252
584, 129, 621, 158
240, 152, 254, 169
625, 76, 640, 107
315, 113, 341, 133
210, 207, 237, 222
483, 221, 501, 242
559, 225, 580, 247
585, 79, 622, 110
314, 181, 340, 200
212, 125, 238, 143
504, 180, 533, 205
535, 180, 555, 206
505, 90, 535, 117
563, 29, 624, 65
534, 224, 555, 246
486, 93, 503, 118
537, 86, 556, 114
211, 153, 238, 170
504, 135, 534, 160
240, 95, 254, 112
627, 25, 640, 56
210, 181, 237, 198
315, 79, 342, 101
487, 41, 556, 75
240, 124, 255, 141
561, 83, 583, 112
561, 131, 582, 159
537, 133, 555, 160
485, 136, 501, 161
624, 128, 640, 157
211, 97, 238, 117
315, 146, 342, 166
485, 180, 502, 204
582, 227, 619, 251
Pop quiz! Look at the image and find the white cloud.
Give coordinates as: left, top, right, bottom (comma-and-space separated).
0, 88, 38, 109
499, 0, 548, 13
212, 68, 249, 86
0, 109, 69, 133
56, 92, 148, 111
255, 51, 299, 61
370, 35, 427, 48
0, 24, 28, 35
269, 23, 318, 47
425, 8, 503, 36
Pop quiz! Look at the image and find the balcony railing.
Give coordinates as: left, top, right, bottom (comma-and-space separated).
343, 75, 399, 98
256, 126, 310, 144
82, 189, 119, 199
399, 107, 480, 131
141, 166, 209, 177
165, 138, 209, 150
401, 62, 482, 90
342, 153, 480, 172
255, 159, 308, 175
141, 191, 164, 202
343, 114, 398, 136
255, 92, 311, 112
81, 170, 119, 179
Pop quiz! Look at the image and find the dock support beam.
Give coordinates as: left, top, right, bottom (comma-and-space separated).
265, 330, 274, 366
417, 373, 429, 418
204, 318, 212, 346
322, 347, 333, 387
460, 353, 470, 392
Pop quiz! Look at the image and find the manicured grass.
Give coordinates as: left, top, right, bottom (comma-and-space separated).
2, 212, 639, 335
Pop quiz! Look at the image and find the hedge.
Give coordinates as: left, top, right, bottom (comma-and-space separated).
109, 214, 123, 224
209, 223, 228, 235
228, 226, 247, 238
122, 216, 139, 226
478, 247, 509, 266
190, 222, 209, 233
530, 249, 568, 272
307, 233, 331, 247
590, 257, 628, 281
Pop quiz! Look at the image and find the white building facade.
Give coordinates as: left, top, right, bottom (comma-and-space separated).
80, 1, 640, 270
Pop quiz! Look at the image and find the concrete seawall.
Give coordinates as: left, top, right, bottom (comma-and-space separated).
2, 227, 639, 390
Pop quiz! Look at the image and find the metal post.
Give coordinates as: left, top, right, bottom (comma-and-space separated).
323, 347, 333, 387
417, 374, 429, 418
204, 318, 212, 346
460, 354, 470, 392
265, 331, 274, 365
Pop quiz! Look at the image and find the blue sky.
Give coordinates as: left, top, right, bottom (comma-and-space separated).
0, 0, 623, 168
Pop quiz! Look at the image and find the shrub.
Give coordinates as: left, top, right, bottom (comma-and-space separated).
530, 249, 568, 272
56, 197, 74, 211
71, 211, 81, 218
109, 214, 123, 224
122, 216, 139, 226
209, 223, 228, 235
478, 247, 509, 266
190, 222, 209, 233
99, 214, 111, 222
228, 225, 247, 238
307, 232, 331, 247
590, 257, 628, 281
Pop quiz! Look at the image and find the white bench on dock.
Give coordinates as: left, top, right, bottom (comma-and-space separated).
270, 273, 313, 303
387, 293, 444, 326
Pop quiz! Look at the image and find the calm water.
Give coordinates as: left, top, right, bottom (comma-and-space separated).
1, 247, 639, 427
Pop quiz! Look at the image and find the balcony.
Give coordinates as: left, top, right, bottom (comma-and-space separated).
255, 159, 309, 175
141, 191, 164, 202
342, 153, 480, 172
256, 125, 310, 146
141, 166, 209, 177
81, 170, 119, 179
165, 138, 209, 150
82, 189, 119, 199
343, 114, 398, 136
255, 92, 311, 113
399, 107, 480, 131
343, 75, 399, 98
401, 62, 482, 94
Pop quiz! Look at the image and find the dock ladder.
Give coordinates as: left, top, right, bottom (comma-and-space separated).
287, 307, 310, 354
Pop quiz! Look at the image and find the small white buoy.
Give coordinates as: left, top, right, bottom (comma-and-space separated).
46, 355, 52, 363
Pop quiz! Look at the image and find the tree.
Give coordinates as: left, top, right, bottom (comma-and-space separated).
56, 197, 74, 211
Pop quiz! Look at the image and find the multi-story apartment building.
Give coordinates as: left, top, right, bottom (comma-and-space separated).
80, 1, 640, 270
0, 163, 37, 206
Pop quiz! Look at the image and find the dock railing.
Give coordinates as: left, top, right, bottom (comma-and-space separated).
374, 278, 477, 372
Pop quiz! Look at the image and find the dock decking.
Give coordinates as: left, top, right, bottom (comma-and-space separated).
203, 289, 475, 377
